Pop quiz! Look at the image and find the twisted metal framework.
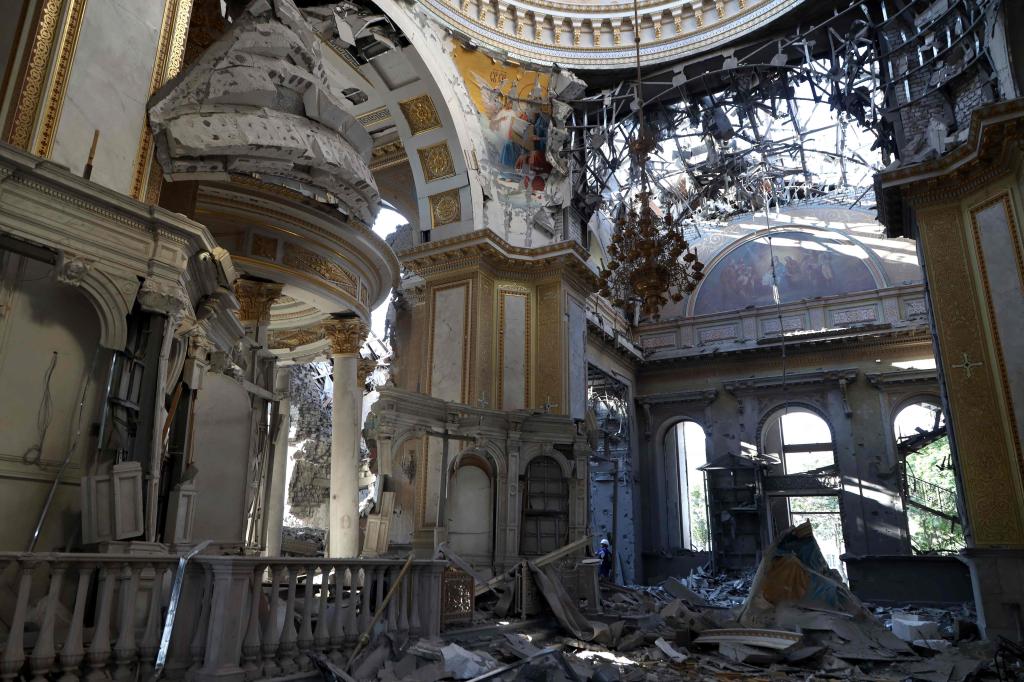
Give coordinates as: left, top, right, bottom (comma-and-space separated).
564, 0, 1004, 256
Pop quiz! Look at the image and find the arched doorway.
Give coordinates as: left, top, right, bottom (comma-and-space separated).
520, 456, 569, 556
893, 402, 964, 553
446, 459, 494, 563
664, 421, 710, 551
762, 406, 847, 577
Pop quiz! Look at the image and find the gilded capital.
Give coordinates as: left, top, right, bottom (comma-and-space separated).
323, 317, 368, 355
234, 278, 284, 325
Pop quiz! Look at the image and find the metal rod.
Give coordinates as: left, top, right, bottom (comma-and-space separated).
150, 539, 212, 682
28, 346, 107, 551
346, 552, 416, 671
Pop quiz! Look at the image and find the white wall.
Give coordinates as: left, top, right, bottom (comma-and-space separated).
0, 253, 106, 551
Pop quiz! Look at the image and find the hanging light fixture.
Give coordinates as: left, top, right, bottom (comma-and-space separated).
597, 0, 705, 321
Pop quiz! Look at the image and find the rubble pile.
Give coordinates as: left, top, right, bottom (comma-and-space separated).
318, 524, 1019, 681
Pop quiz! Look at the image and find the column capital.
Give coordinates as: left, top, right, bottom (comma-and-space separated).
233, 278, 284, 325
323, 317, 368, 355
357, 357, 377, 385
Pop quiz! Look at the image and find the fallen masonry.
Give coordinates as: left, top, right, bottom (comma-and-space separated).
318, 523, 1021, 681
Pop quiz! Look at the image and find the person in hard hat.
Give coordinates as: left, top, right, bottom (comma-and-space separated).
597, 538, 613, 580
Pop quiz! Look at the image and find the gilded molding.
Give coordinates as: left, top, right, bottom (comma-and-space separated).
323, 317, 368, 355
917, 204, 1024, 546
497, 288, 531, 409
417, 141, 456, 182
357, 106, 391, 128
34, 0, 89, 158
131, 0, 195, 201
268, 326, 326, 350
428, 188, 462, 228
7, 0, 62, 149
251, 234, 279, 259
282, 243, 357, 292
399, 95, 442, 136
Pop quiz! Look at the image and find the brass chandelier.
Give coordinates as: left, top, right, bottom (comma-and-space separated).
597, 0, 705, 321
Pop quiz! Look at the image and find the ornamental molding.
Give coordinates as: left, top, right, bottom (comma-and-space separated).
418, 0, 802, 69
233, 279, 284, 325
636, 388, 718, 406
723, 368, 859, 396
865, 369, 939, 390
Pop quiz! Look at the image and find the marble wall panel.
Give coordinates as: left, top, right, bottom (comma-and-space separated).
972, 197, 1024, 452
500, 291, 527, 410
568, 297, 587, 420
430, 283, 468, 403
50, 0, 164, 193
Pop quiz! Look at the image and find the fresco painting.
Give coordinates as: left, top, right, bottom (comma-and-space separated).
452, 45, 554, 196
693, 231, 878, 316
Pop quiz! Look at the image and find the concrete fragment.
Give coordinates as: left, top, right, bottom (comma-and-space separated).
441, 643, 499, 680
661, 578, 710, 607
590, 663, 622, 682
891, 612, 941, 642
653, 637, 687, 663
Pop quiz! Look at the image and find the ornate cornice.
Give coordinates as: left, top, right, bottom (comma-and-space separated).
418, 0, 803, 69
399, 229, 598, 291
323, 317, 368, 356
723, 368, 858, 396
636, 388, 718, 406
865, 369, 939, 390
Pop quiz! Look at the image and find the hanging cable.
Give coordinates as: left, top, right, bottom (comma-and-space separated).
761, 177, 791, 463
22, 352, 59, 466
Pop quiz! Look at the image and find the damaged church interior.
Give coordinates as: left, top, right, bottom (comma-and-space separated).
2, 0, 1024, 678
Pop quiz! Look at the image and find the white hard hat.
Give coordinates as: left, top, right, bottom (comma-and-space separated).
600, 539, 610, 546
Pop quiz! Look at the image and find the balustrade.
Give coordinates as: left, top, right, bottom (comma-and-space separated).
0, 553, 444, 682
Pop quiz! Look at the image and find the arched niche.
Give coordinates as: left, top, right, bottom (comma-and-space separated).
520, 454, 570, 556
445, 454, 495, 565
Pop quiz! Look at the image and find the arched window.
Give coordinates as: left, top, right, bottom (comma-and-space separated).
762, 407, 846, 577
520, 456, 569, 555
893, 402, 964, 553
665, 421, 710, 551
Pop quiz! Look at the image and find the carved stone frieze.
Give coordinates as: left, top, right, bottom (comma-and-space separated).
399, 95, 442, 135
55, 253, 95, 287
138, 278, 192, 323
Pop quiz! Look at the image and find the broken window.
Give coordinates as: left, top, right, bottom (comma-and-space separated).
670, 420, 710, 552
520, 456, 569, 556
762, 407, 846, 577
894, 402, 965, 554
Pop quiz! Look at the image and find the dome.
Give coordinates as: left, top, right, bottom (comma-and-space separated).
418, 0, 808, 70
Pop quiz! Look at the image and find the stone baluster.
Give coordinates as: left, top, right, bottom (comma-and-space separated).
113, 563, 140, 681
0, 561, 33, 682
314, 566, 332, 654
59, 564, 95, 682
426, 564, 443, 637
261, 567, 284, 678
386, 566, 399, 633
85, 565, 117, 682
356, 568, 371, 635
29, 561, 65, 682
408, 570, 422, 636
343, 568, 357, 642
374, 568, 386, 632
397, 571, 410, 634
278, 566, 299, 674
242, 565, 264, 676
328, 568, 347, 661
295, 564, 316, 670
188, 567, 213, 675
138, 564, 166, 679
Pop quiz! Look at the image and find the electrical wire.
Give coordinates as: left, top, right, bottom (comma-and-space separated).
22, 351, 59, 466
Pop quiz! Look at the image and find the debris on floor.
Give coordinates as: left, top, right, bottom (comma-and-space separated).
329, 524, 1016, 680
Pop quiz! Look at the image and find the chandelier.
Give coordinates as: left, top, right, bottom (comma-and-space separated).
597, 0, 704, 321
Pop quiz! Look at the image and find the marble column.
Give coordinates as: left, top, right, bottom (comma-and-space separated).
323, 318, 368, 558
264, 367, 291, 557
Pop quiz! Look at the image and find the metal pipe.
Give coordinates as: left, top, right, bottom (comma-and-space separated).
28, 346, 109, 551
